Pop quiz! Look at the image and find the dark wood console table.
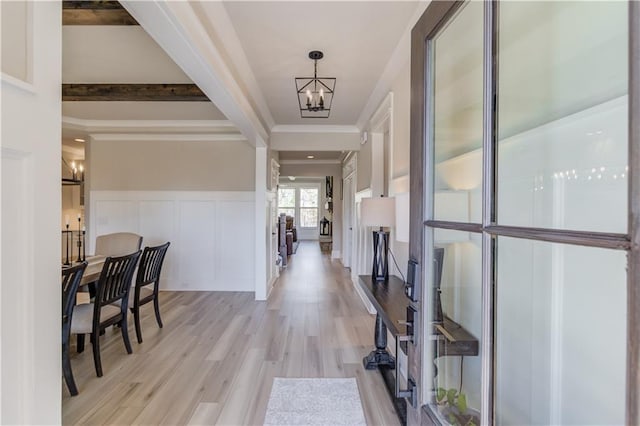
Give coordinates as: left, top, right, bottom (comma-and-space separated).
358, 275, 410, 425
358, 275, 480, 425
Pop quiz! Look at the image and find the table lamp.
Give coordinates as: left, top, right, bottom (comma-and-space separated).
360, 196, 395, 281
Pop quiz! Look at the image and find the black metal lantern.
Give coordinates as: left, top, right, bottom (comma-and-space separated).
320, 217, 331, 236
295, 51, 336, 119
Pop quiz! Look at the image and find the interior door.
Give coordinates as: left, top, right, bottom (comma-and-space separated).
342, 174, 354, 268
267, 194, 278, 289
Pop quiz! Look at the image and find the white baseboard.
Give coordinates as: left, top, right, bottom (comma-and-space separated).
331, 250, 341, 259
353, 277, 376, 315
265, 275, 278, 299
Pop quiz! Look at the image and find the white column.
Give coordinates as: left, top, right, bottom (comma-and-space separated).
0, 2, 62, 423
254, 144, 268, 300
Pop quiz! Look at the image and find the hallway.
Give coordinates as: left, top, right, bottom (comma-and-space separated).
62, 241, 400, 425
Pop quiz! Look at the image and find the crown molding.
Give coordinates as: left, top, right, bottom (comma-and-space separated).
62, 116, 239, 134
90, 133, 247, 142
356, 1, 429, 130
279, 159, 341, 165
271, 124, 361, 134
191, 2, 275, 131
370, 92, 394, 132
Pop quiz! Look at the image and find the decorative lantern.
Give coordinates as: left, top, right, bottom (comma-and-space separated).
320, 217, 330, 236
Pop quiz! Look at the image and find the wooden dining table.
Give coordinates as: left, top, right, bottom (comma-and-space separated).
63, 255, 107, 287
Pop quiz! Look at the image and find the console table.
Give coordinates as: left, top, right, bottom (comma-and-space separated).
358, 275, 410, 425
358, 275, 480, 425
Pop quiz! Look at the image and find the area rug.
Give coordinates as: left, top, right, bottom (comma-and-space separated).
263, 378, 367, 426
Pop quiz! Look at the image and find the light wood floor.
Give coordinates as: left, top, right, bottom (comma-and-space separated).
62, 241, 400, 425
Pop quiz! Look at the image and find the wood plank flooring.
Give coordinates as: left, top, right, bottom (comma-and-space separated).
62, 241, 400, 425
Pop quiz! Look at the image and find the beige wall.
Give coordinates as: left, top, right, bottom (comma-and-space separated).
356, 60, 411, 193
279, 163, 343, 255
89, 139, 255, 191
391, 61, 411, 178
1, 1, 29, 81
271, 132, 360, 151
357, 138, 372, 192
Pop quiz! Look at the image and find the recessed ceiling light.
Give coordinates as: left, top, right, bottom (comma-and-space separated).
74, 138, 85, 142
307, 155, 315, 159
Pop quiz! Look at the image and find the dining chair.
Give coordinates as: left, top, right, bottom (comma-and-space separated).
82, 233, 143, 299
62, 262, 87, 396
71, 250, 141, 377
95, 232, 143, 257
131, 242, 171, 343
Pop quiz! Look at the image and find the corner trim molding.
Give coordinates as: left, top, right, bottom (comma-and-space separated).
279, 159, 341, 165
89, 133, 247, 142
271, 124, 361, 134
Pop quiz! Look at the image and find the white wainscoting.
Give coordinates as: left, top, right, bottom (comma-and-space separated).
90, 191, 255, 292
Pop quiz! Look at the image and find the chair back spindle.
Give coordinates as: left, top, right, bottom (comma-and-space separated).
137, 242, 170, 287
131, 242, 170, 343
96, 251, 141, 308
62, 262, 87, 396
62, 263, 87, 323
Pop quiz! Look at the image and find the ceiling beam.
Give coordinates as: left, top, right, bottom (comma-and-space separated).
62, 84, 209, 101
63, 1, 139, 25
120, 0, 269, 146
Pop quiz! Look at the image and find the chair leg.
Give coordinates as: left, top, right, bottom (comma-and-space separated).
77, 334, 85, 353
91, 331, 103, 377
121, 317, 133, 354
62, 340, 78, 396
133, 305, 143, 344
153, 295, 163, 328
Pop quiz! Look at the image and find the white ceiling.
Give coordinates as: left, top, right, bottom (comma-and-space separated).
222, 1, 420, 126
62, 25, 228, 123
279, 151, 343, 161
62, 1, 421, 131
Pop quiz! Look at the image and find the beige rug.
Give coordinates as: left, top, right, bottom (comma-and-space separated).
263, 378, 367, 426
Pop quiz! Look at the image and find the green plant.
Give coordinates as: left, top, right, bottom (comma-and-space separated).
436, 387, 477, 426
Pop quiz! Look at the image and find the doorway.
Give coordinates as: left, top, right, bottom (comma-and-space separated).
342, 172, 355, 268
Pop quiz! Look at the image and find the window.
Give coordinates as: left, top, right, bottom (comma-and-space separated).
277, 188, 295, 220
299, 188, 319, 228
277, 185, 320, 229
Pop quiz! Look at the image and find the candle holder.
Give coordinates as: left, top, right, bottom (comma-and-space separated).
76, 218, 82, 262
82, 229, 86, 261
64, 224, 70, 266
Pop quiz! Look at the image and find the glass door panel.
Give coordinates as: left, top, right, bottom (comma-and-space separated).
496, 237, 626, 425
432, 0, 484, 224
429, 230, 482, 425
497, 1, 628, 233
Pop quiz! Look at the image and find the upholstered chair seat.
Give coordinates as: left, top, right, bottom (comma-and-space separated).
71, 304, 121, 334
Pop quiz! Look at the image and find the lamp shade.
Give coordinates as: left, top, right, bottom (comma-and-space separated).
360, 196, 395, 227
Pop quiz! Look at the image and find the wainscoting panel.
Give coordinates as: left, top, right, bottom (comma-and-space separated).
94, 200, 139, 235
215, 200, 255, 291
139, 200, 175, 284
90, 191, 255, 292
177, 200, 216, 291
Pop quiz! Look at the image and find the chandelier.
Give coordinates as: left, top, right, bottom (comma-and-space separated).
295, 50, 336, 118
62, 157, 85, 185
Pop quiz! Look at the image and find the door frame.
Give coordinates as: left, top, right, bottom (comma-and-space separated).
410, 0, 640, 424
342, 170, 356, 268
